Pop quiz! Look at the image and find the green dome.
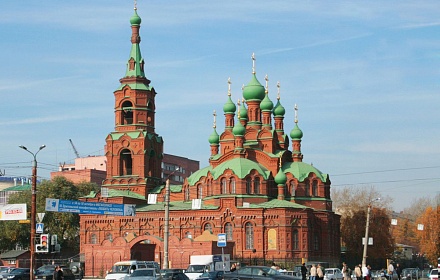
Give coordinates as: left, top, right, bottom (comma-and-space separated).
232, 120, 246, 136
260, 94, 274, 111
239, 101, 248, 120
274, 169, 287, 185
208, 128, 220, 144
243, 74, 265, 101
290, 123, 303, 140
130, 10, 142, 25
273, 99, 285, 116
223, 95, 236, 114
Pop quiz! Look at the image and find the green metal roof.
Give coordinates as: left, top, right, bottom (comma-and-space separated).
150, 184, 183, 194
282, 161, 329, 183
83, 189, 144, 199
109, 131, 163, 143
136, 200, 218, 212
244, 199, 310, 209
2, 184, 31, 192
116, 83, 151, 91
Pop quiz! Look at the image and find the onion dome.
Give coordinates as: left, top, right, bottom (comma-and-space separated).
223, 95, 236, 114
243, 74, 265, 101
208, 128, 220, 144
232, 119, 246, 136
260, 93, 274, 111
273, 99, 285, 116
239, 100, 248, 120
290, 123, 303, 140
130, 9, 142, 25
274, 168, 287, 185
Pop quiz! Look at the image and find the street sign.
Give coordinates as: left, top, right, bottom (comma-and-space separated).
217, 233, 227, 247
45, 198, 136, 216
37, 213, 45, 223
36, 223, 44, 234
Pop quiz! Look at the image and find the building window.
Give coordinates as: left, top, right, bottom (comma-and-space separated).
312, 180, 318, 196
204, 223, 213, 233
197, 184, 203, 199
121, 101, 134, 125
185, 231, 192, 239
245, 222, 254, 249
246, 178, 252, 194
304, 180, 310, 196
254, 177, 260, 194
105, 233, 113, 241
221, 178, 227, 194
314, 234, 319, 251
120, 149, 133, 176
184, 187, 190, 201
225, 223, 233, 241
90, 233, 98, 244
207, 181, 212, 196
230, 178, 236, 194
292, 230, 299, 250
290, 181, 296, 197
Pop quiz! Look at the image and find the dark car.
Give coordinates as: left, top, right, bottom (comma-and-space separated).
0, 267, 16, 279
3, 268, 30, 280
197, 271, 224, 280
34, 265, 74, 280
223, 266, 301, 280
162, 272, 189, 280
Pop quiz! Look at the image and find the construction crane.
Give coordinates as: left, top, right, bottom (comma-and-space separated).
69, 139, 80, 158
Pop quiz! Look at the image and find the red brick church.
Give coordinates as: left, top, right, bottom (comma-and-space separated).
80, 6, 340, 276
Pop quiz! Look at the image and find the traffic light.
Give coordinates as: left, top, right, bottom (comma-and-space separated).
36, 234, 50, 253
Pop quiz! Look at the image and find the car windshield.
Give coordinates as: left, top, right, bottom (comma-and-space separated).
186, 265, 205, 273
11, 269, 26, 275
200, 272, 217, 277
109, 265, 130, 274
0, 268, 13, 273
431, 270, 438, 276
131, 270, 154, 277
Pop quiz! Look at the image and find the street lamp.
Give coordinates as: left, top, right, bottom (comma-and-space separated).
19, 145, 46, 280
163, 167, 179, 269
362, 197, 380, 267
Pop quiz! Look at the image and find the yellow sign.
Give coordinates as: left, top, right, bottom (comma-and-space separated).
19, 220, 30, 224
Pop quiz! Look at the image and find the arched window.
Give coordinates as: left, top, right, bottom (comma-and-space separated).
120, 149, 132, 176
254, 177, 260, 194
197, 184, 203, 199
230, 178, 236, 194
304, 180, 310, 196
292, 230, 299, 250
221, 178, 227, 194
204, 223, 213, 233
105, 233, 113, 242
245, 222, 254, 249
225, 223, 233, 241
90, 233, 98, 244
184, 187, 190, 201
121, 101, 133, 124
312, 180, 318, 196
290, 181, 296, 197
246, 178, 252, 194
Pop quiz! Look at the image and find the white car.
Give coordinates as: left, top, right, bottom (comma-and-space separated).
324, 268, 343, 280
429, 269, 438, 280
126, 268, 162, 280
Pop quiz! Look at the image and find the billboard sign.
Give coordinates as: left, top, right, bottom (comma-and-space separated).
0, 204, 27, 220
45, 198, 135, 216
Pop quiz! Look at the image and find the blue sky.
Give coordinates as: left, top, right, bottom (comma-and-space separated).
1, 1, 439, 212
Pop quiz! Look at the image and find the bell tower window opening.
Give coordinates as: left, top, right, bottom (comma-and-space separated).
122, 101, 134, 125
120, 149, 133, 176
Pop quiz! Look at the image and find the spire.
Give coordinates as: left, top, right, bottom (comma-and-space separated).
124, 6, 146, 79
294, 103, 299, 124
252, 52, 256, 74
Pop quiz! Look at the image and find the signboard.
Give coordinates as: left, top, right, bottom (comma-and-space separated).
217, 233, 227, 247
36, 223, 44, 234
0, 204, 27, 220
45, 198, 136, 216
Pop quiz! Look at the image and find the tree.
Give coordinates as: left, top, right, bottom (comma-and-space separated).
0, 176, 99, 253
416, 205, 440, 265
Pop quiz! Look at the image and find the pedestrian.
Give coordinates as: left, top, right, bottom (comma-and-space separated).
355, 264, 362, 280
395, 264, 402, 280
388, 262, 395, 280
310, 264, 317, 280
362, 265, 369, 280
271, 263, 277, 270
317, 264, 324, 280
301, 263, 308, 280
230, 263, 237, 272
343, 262, 351, 280
55, 266, 64, 280
53, 266, 58, 280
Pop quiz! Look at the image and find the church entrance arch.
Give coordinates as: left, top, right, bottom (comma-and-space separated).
129, 235, 163, 264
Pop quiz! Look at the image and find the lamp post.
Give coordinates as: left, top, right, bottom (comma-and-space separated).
163, 168, 179, 269
19, 145, 46, 280
362, 197, 380, 267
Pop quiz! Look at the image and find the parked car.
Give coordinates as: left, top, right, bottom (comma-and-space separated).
125, 268, 162, 280
223, 266, 301, 280
34, 265, 74, 280
160, 270, 185, 277
0, 267, 16, 279
196, 271, 224, 280
3, 268, 30, 280
324, 268, 343, 280
428, 269, 438, 280
401, 268, 422, 280
161, 272, 189, 280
